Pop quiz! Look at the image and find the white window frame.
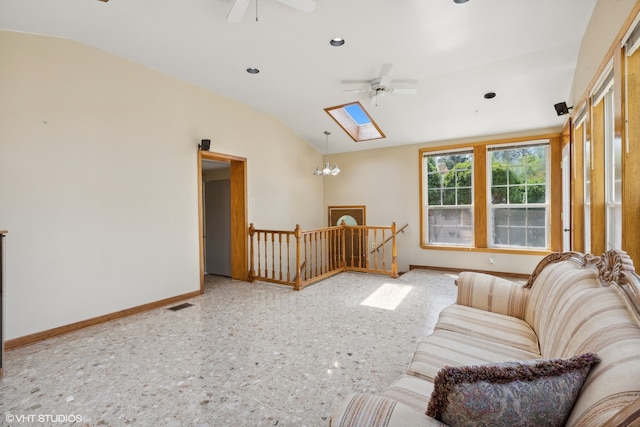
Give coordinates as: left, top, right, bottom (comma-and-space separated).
422, 149, 474, 247
487, 141, 550, 249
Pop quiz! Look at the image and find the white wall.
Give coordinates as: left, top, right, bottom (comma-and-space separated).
0, 31, 323, 340
570, 0, 638, 105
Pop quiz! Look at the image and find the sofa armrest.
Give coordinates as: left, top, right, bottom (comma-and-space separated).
330, 393, 446, 427
456, 272, 529, 319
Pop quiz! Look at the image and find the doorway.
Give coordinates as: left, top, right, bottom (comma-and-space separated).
203, 162, 231, 277
561, 144, 571, 251
198, 151, 248, 292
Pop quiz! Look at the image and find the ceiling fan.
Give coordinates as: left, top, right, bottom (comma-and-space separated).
226, 0, 316, 23
343, 63, 418, 105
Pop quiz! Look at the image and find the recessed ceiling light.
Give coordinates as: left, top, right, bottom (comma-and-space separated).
484, 92, 496, 99
330, 38, 345, 47
246, 67, 260, 74
453, 0, 470, 3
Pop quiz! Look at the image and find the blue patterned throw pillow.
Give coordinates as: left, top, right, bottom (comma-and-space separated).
426, 353, 601, 427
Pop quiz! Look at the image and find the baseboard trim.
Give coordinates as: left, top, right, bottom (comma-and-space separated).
5, 290, 202, 351
408, 264, 530, 280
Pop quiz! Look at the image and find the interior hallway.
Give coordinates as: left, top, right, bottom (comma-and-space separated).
0, 270, 459, 426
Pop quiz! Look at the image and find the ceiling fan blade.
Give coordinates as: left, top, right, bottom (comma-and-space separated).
227, 0, 251, 22
391, 88, 418, 95
391, 78, 419, 85
341, 79, 371, 85
276, 0, 316, 13
343, 89, 371, 93
379, 63, 393, 78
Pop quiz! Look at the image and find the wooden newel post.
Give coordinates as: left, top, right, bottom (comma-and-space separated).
391, 222, 399, 278
294, 224, 303, 291
248, 223, 255, 282
340, 220, 347, 270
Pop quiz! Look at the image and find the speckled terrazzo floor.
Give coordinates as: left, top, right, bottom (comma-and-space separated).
0, 269, 459, 427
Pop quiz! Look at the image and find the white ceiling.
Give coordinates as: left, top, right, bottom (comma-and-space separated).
0, 0, 597, 154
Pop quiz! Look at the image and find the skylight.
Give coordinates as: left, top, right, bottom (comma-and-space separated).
325, 102, 385, 142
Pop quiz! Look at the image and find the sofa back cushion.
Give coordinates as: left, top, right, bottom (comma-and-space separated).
457, 271, 529, 319
524, 258, 640, 426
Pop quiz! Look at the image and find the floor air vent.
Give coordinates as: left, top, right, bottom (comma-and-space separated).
167, 302, 194, 311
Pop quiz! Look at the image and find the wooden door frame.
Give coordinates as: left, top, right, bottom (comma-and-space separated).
198, 151, 248, 293
328, 205, 366, 227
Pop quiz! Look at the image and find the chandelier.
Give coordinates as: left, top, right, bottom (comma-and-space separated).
313, 131, 340, 176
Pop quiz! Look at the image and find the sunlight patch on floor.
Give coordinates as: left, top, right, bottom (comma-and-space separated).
360, 283, 413, 310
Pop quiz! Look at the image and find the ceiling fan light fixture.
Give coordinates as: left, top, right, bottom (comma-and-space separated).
330, 38, 345, 47
246, 67, 260, 74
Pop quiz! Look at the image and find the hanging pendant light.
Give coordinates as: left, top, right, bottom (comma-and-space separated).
313, 131, 340, 176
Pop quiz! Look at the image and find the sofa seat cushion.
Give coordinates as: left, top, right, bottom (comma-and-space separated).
406, 330, 541, 382
426, 353, 601, 427
435, 304, 540, 354
329, 392, 446, 427
380, 375, 435, 412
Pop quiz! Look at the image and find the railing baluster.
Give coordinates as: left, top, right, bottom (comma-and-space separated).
278, 233, 283, 280
257, 230, 262, 278
270, 232, 275, 279
314, 231, 318, 277
304, 233, 309, 280
372, 228, 378, 271
357, 228, 362, 268
391, 222, 398, 278
324, 229, 328, 274
381, 229, 386, 271
286, 233, 291, 283
294, 225, 301, 290
249, 223, 255, 281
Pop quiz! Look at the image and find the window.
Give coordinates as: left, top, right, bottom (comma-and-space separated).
573, 106, 590, 253
420, 137, 556, 252
488, 143, 549, 249
422, 150, 473, 245
590, 63, 621, 253
324, 102, 385, 142
602, 85, 622, 250
584, 131, 591, 253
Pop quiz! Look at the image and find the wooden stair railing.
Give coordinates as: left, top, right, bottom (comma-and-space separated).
249, 222, 399, 290
371, 223, 408, 254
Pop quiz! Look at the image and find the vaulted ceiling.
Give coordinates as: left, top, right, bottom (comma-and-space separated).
0, 0, 597, 153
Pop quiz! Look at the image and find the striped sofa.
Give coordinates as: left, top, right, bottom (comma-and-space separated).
330, 250, 640, 426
